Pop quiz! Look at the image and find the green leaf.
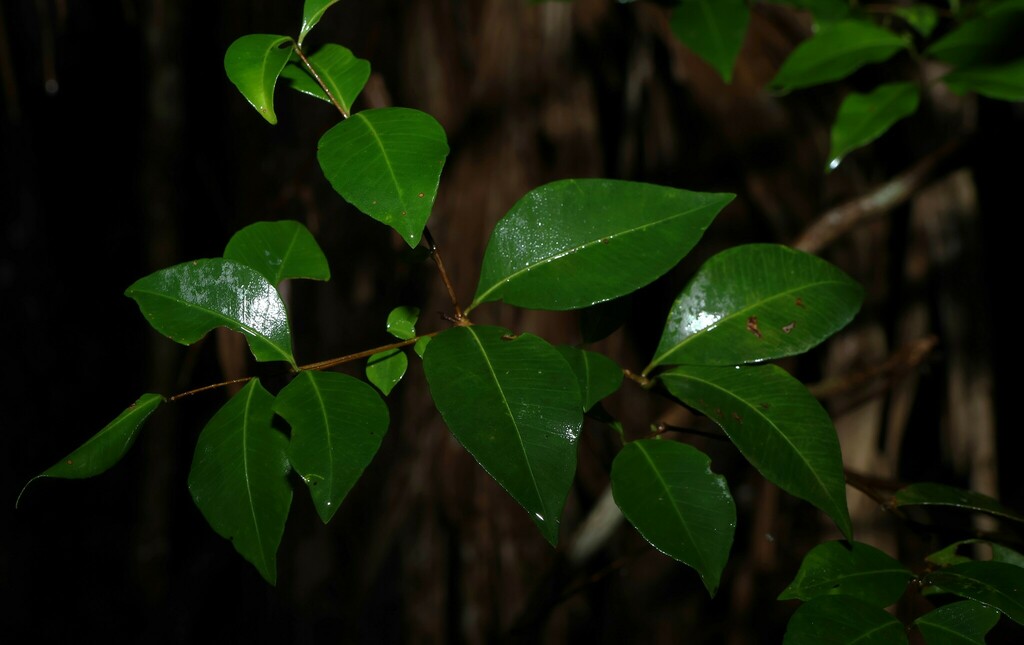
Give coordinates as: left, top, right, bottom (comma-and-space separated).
273, 371, 389, 523
894, 5, 940, 37
611, 439, 736, 595
279, 44, 370, 115
829, 82, 920, 171
366, 348, 408, 396
925, 8, 1024, 67
670, 0, 750, 83
556, 346, 623, 412
893, 483, 1024, 524
783, 595, 908, 644
17, 394, 164, 505
914, 600, 1001, 645
921, 561, 1024, 625
471, 179, 733, 311
647, 244, 862, 371
299, 0, 342, 44
928, 540, 979, 567
992, 544, 1024, 568
224, 34, 294, 125
317, 107, 449, 247
422, 326, 582, 545
386, 306, 420, 340
770, 20, 908, 91
661, 364, 852, 538
580, 295, 631, 343
223, 220, 331, 285
944, 59, 1024, 101
779, 540, 913, 606
413, 335, 431, 358
188, 379, 291, 585
125, 258, 295, 366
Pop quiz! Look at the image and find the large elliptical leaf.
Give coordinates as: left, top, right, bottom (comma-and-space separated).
280, 44, 370, 115
829, 82, 920, 170
611, 439, 736, 595
224, 34, 294, 125
670, 0, 750, 83
273, 371, 389, 523
299, 0, 343, 44
770, 20, 908, 91
944, 60, 1024, 102
779, 540, 913, 606
893, 482, 1024, 524
556, 346, 623, 412
423, 326, 583, 545
913, 600, 1001, 645
647, 244, 862, 372
471, 179, 733, 311
224, 219, 331, 285
318, 107, 449, 247
126, 258, 295, 366
188, 379, 292, 585
783, 595, 908, 644
925, 7, 1024, 67
18, 394, 164, 504
661, 364, 852, 538
921, 561, 1024, 625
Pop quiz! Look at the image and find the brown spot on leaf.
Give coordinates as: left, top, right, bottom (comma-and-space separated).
715, 408, 723, 418
501, 334, 519, 341
747, 316, 763, 339
795, 297, 805, 308
66, 460, 73, 465
782, 321, 796, 334
759, 403, 771, 410
600, 238, 610, 244
732, 412, 743, 424
401, 211, 407, 217
417, 192, 425, 198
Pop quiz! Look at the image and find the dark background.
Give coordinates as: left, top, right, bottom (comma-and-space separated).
3, 1, 1022, 643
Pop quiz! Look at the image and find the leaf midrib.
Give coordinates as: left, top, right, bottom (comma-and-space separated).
635, 442, 708, 573
240, 382, 269, 573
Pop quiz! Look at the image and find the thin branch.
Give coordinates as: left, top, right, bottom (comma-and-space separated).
169, 377, 255, 402
423, 227, 466, 324
792, 140, 962, 254
807, 335, 938, 400
622, 368, 653, 388
298, 333, 435, 372
292, 43, 348, 118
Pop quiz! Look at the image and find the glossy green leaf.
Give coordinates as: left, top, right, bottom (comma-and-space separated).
670, 0, 750, 83
992, 544, 1024, 568
366, 348, 408, 396
925, 8, 1024, 67
611, 439, 736, 595
580, 295, 630, 343
413, 335, 431, 358
18, 394, 163, 505
318, 108, 449, 247
944, 59, 1024, 102
770, 20, 908, 91
894, 5, 939, 37
299, 0, 342, 44
125, 258, 295, 366
224, 34, 294, 125
779, 540, 913, 606
927, 540, 978, 567
423, 325, 582, 545
273, 371, 389, 523
661, 364, 852, 538
556, 346, 623, 412
914, 600, 1001, 645
829, 82, 920, 170
188, 379, 291, 585
783, 595, 908, 644
279, 44, 370, 115
223, 220, 330, 285
893, 482, 1024, 524
921, 561, 1024, 625
647, 244, 862, 371
386, 306, 420, 340
471, 179, 733, 311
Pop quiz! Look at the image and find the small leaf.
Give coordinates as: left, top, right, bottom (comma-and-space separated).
992, 544, 1024, 568
647, 244, 862, 371
224, 34, 294, 125
413, 335, 431, 358
126, 258, 295, 366
770, 20, 908, 91
471, 179, 733, 311
779, 540, 913, 606
223, 220, 330, 285
279, 44, 370, 115
783, 595, 908, 644
386, 306, 420, 340
299, 0, 342, 45
18, 394, 164, 505
913, 600, 1001, 645
927, 540, 979, 568
829, 82, 920, 170
921, 561, 1024, 625
188, 379, 291, 585
366, 348, 408, 396
556, 345, 623, 412
661, 364, 852, 538
894, 5, 939, 37
423, 326, 582, 545
611, 439, 736, 595
893, 482, 1024, 524
925, 9, 1024, 67
944, 59, 1024, 102
318, 108, 449, 247
274, 371, 389, 523
670, 0, 750, 83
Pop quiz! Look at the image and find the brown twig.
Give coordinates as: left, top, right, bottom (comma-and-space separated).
807, 334, 938, 400
423, 227, 466, 324
292, 43, 349, 118
168, 376, 255, 402
298, 334, 435, 371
